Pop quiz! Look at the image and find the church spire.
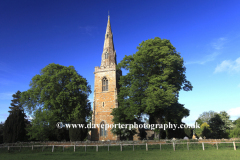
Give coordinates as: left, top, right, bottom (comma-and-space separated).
103, 15, 114, 51
101, 15, 116, 67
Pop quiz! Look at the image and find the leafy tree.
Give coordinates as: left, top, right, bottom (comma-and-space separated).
230, 118, 240, 138
209, 114, 225, 138
8, 90, 24, 113
21, 63, 91, 141
196, 111, 216, 126
69, 117, 88, 141
184, 128, 193, 138
111, 104, 137, 140
219, 111, 233, 131
230, 128, 240, 138
112, 37, 192, 139
3, 110, 26, 143
26, 109, 53, 141
164, 102, 189, 138
201, 122, 210, 130
196, 110, 234, 138
202, 127, 211, 138
3, 91, 29, 143
8, 90, 30, 141
200, 122, 211, 138
233, 118, 240, 127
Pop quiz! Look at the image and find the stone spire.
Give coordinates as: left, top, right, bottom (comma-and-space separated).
101, 15, 116, 67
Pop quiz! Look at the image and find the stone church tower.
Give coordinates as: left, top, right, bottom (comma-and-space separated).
91, 16, 122, 141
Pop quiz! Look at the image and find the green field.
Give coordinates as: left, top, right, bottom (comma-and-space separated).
1, 145, 240, 160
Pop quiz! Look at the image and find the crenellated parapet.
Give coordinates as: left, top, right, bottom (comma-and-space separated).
94, 63, 116, 73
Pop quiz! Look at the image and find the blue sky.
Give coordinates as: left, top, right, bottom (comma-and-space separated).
1, 0, 240, 125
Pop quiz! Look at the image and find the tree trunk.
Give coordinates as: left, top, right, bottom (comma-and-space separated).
155, 116, 163, 140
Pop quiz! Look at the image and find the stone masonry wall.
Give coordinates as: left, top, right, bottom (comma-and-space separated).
91, 65, 118, 141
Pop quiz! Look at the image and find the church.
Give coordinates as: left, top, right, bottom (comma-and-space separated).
91, 15, 122, 141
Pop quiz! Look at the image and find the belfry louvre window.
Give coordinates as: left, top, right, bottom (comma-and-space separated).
105, 52, 108, 59
100, 121, 107, 136
102, 77, 108, 91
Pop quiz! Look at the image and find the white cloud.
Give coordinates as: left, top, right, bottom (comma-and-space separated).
186, 37, 226, 65
227, 107, 240, 118
211, 37, 227, 50
185, 52, 221, 65
214, 57, 240, 73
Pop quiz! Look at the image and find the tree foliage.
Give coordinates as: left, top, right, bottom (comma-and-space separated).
26, 109, 54, 141
233, 118, 240, 128
195, 111, 216, 126
69, 117, 88, 141
8, 90, 24, 114
184, 128, 193, 138
195, 111, 233, 139
219, 111, 233, 130
200, 122, 211, 138
21, 63, 91, 141
112, 37, 192, 139
163, 102, 190, 138
3, 91, 29, 143
209, 114, 226, 138
230, 128, 240, 138
230, 118, 240, 138
3, 110, 26, 143
110, 103, 137, 140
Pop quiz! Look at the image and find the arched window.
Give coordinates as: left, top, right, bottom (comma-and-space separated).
102, 77, 108, 91
103, 102, 104, 107
100, 121, 107, 136
105, 52, 108, 59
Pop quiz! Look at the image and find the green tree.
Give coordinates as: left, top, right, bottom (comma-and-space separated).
3, 91, 29, 143
209, 114, 225, 138
195, 111, 216, 137
112, 37, 192, 139
219, 111, 233, 131
233, 118, 240, 128
230, 118, 240, 138
8, 90, 24, 113
26, 109, 53, 141
21, 63, 91, 141
69, 117, 88, 141
184, 128, 193, 139
195, 111, 216, 126
196, 111, 234, 138
202, 127, 212, 138
8, 90, 30, 141
3, 110, 26, 143
230, 128, 240, 138
111, 103, 137, 140
164, 102, 189, 138
200, 122, 211, 138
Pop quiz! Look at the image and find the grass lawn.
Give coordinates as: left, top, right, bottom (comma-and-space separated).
1, 149, 240, 160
